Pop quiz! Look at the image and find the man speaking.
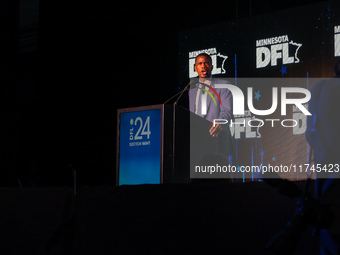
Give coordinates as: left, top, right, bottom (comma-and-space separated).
188, 53, 235, 157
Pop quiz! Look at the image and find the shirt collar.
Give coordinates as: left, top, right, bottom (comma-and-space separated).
197, 78, 212, 88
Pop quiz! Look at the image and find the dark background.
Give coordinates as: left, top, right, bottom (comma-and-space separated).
177, 0, 340, 178
0, 0, 328, 187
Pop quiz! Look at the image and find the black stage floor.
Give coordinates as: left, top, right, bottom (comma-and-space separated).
0, 181, 317, 254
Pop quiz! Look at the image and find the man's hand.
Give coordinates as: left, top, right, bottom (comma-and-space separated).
209, 122, 222, 137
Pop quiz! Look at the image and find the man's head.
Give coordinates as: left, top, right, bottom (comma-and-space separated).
194, 53, 213, 81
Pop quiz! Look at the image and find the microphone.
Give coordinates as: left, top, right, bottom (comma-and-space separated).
163, 80, 197, 105
174, 80, 197, 105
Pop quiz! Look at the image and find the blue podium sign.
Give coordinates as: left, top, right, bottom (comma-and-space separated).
117, 105, 163, 185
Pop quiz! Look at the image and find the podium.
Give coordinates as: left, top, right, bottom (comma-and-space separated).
116, 104, 223, 185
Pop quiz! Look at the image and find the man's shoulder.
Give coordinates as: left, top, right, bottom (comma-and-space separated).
210, 79, 232, 91
211, 79, 233, 94
211, 79, 231, 85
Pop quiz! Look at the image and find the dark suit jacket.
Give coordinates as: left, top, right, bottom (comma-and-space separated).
188, 79, 235, 156
188, 79, 233, 121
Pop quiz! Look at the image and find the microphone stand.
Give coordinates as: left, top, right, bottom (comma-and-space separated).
163, 81, 193, 105
163, 90, 185, 105
171, 81, 192, 182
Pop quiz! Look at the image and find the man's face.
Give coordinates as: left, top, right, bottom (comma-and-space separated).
194, 55, 213, 81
